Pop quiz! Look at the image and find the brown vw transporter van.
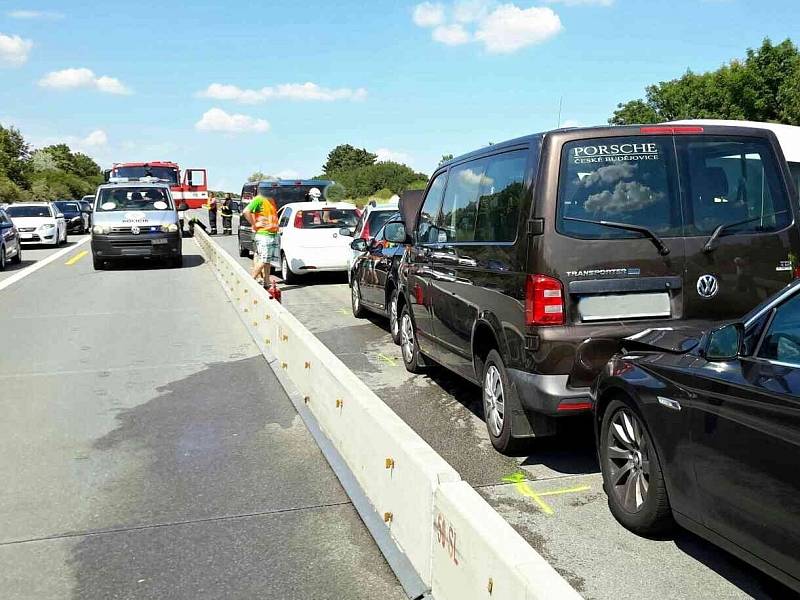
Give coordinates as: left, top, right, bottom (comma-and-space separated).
391, 124, 800, 453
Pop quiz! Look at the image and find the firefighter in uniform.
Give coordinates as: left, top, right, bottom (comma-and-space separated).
220, 193, 233, 235
208, 193, 218, 234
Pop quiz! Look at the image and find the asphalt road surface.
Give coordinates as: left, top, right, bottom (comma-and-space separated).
0, 237, 404, 600
215, 215, 798, 600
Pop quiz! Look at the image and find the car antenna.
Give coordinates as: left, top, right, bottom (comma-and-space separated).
557, 95, 563, 128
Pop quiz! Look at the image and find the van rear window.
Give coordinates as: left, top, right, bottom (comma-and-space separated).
558, 136, 792, 239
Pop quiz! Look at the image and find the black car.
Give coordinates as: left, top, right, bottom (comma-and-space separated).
349, 212, 405, 343
592, 280, 800, 592
53, 200, 89, 233
387, 124, 800, 454
237, 212, 253, 257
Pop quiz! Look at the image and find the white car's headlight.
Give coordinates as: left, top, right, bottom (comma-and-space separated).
40, 223, 55, 230
92, 225, 111, 235
160, 223, 179, 233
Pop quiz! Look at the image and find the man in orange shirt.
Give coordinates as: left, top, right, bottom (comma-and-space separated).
243, 193, 279, 286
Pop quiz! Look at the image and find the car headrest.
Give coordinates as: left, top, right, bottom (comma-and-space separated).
697, 166, 729, 202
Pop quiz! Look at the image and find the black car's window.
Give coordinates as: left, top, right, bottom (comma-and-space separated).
678, 137, 791, 236
789, 162, 800, 202
439, 158, 488, 243
368, 210, 395, 236
475, 150, 527, 242
278, 207, 292, 228
758, 293, 800, 366
0, 211, 8, 224
558, 137, 682, 239
417, 171, 447, 243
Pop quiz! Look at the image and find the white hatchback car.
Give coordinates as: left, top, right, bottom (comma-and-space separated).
272, 201, 359, 283
5, 202, 68, 246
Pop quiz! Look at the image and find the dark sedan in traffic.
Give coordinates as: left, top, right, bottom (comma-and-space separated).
592, 280, 800, 592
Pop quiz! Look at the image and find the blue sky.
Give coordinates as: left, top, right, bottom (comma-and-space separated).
0, 0, 797, 193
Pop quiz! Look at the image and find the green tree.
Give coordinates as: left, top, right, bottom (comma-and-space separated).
247, 171, 276, 182
331, 161, 427, 198
610, 38, 800, 126
0, 125, 32, 188
322, 144, 377, 175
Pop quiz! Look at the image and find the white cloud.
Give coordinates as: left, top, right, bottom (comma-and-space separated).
276, 169, 301, 180
413, 2, 562, 53
475, 5, 562, 54
81, 129, 108, 147
198, 82, 367, 104
375, 148, 412, 164
560, 119, 581, 128
7, 10, 64, 19
544, 0, 612, 5
413, 2, 445, 27
453, 0, 492, 23
195, 108, 270, 134
432, 24, 471, 45
0, 33, 33, 67
38, 68, 131, 94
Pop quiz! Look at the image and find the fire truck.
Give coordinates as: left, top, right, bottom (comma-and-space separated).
106, 162, 208, 209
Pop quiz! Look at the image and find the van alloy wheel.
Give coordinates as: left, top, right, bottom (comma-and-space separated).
483, 365, 505, 437
401, 313, 414, 364
390, 295, 399, 339
352, 282, 360, 312
607, 408, 651, 513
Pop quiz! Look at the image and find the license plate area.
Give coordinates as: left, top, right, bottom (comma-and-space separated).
121, 248, 151, 256
151, 238, 168, 245
21, 233, 33, 240
578, 292, 671, 322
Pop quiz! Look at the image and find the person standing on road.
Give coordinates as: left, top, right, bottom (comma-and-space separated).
208, 193, 218, 235
243, 193, 279, 287
220, 193, 233, 235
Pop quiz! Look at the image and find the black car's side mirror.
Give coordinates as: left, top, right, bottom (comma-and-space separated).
350, 238, 368, 252
177, 202, 189, 212
339, 227, 353, 237
703, 323, 744, 361
384, 222, 408, 244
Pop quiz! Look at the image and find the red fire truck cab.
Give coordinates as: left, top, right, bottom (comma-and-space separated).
107, 162, 208, 209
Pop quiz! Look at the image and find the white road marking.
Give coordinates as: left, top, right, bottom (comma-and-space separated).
0, 237, 91, 294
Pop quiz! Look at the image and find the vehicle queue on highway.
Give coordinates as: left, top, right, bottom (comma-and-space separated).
2, 118, 799, 594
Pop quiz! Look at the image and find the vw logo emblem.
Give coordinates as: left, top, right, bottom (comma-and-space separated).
131, 226, 140, 235
697, 274, 719, 299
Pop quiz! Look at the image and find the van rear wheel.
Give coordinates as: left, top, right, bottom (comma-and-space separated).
400, 305, 427, 374
482, 350, 522, 455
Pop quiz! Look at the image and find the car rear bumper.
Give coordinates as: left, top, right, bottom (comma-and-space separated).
285, 250, 350, 273
92, 234, 181, 258
508, 370, 592, 416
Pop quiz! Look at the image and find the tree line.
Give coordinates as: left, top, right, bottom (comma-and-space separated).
610, 38, 800, 125
0, 125, 104, 203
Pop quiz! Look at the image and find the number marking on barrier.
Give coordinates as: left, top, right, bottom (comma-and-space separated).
434, 512, 459, 566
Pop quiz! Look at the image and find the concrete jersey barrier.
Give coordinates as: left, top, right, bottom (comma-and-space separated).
194, 228, 582, 600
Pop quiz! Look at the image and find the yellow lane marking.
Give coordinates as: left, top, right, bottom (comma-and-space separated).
338, 308, 349, 316
65, 250, 88, 266
501, 472, 590, 515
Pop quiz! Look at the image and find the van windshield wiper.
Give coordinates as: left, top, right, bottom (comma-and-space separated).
703, 210, 789, 253
563, 216, 671, 256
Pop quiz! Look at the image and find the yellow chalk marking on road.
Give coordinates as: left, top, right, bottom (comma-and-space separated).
376, 353, 397, 366
538, 485, 591, 498
65, 250, 88, 266
502, 472, 554, 515
337, 308, 349, 316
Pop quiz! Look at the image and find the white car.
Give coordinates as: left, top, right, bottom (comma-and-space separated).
5, 202, 68, 246
272, 201, 360, 283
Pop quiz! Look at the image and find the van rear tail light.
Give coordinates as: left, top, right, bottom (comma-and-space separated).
294, 212, 304, 228
639, 125, 704, 135
525, 274, 565, 326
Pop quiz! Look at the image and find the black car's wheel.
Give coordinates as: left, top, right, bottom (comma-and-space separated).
11, 243, 21, 264
170, 255, 183, 268
351, 280, 367, 317
239, 243, 249, 258
93, 256, 105, 270
0, 246, 6, 271
399, 304, 427, 374
600, 398, 673, 535
482, 350, 522, 455
389, 289, 401, 344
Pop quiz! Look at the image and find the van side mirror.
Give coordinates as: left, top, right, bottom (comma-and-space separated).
703, 323, 743, 360
339, 227, 353, 237
350, 238, 368, 252
384, 222, 408, 244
